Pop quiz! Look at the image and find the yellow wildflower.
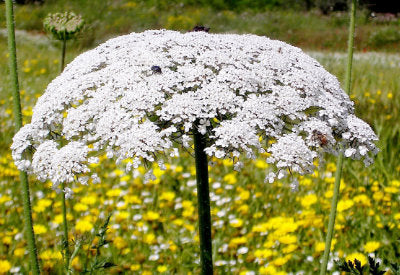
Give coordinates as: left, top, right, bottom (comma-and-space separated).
337, 199, 354, 212
373, 191, 384, 201
143, 233, 156, 244
229, 237, 247, 248
0, 260, 11, 273
157, 265, 168, 273
184, 223, 195, 232
40, 249, 62, 260
254, 249, 275, 259
116, 211, 130, 222
353, 194, 371, 207
237, 204, 249, 215
33, 199, 52, 212
282, 244, 297, 254
159, 191, 175, 202
143, 211, 160, 221
271, 255, 290, 266
130, 264, 140, 271
114, 236, 127, 249
238, 189, 250, 200
364, 241, 381, 253
223, 173, 237, 184
172, 219, 184, 226
74, 203, 89, 212
33, 224, 48, 235
278, 234, 297, 245
390, 180, 400, 187
75, 219, 93, 234
106, 188, 122, 197
124, 195, 142, 204
2, 236, 12, 245
301, 194, 317, 208
81, 195, 97, 205
230, 218, 244, 228
14, 247, 26, 257
222, 158, 233, 166
384, 186, 398, 194
346, 253, 367, 266
255, 159, 268, 169
259, 265, 277, 275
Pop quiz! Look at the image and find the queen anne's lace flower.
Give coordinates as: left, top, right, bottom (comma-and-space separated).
11, 30, 378, 193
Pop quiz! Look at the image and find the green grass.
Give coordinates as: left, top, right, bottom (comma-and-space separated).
0, 2, 399, 274
0, 1, 399, 52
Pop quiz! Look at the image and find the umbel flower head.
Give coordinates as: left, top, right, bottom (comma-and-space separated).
43, 11, 84, 41
11, 30, 378, 195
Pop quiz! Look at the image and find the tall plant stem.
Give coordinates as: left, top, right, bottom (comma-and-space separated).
320, 1, 356, 274
59, 37, 70, 272
320, 149, 344, 274
345, 0, 356, 95
5, 0, 41, 274
61, 182, 70, 273
61, 38, 67, 72
193, 127, 213, 275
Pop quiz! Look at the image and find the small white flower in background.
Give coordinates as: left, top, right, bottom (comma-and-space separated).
215, 260, 227, 266
11, 30, 378, 194
237, 246, 249, 255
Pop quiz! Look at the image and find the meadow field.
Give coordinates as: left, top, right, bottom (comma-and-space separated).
0, 1, 399, 274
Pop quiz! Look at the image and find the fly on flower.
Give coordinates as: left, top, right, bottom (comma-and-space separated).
312, 130, 328, 146
191, 25, 210, 32
151, 65, 162, 74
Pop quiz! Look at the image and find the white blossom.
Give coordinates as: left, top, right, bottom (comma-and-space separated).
11, 30, 378, 189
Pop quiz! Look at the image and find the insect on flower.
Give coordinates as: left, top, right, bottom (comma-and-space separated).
191, 25, 210, 33
151, 65, 162, 74
312, 130, 328, 146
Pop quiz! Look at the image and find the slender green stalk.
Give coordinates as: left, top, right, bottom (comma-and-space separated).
5, 0, 41, 274
320, 149, 344, 274
67, 239, 82, 275
61, 38, 67, 72
59, 37, 70, 272
320, 1, 356, 274
193, 126, 213, 275
61, 182, 70, 274
345, 0, 357, 95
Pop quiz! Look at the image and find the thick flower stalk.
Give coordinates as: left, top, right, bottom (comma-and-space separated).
11, 30, 378, 272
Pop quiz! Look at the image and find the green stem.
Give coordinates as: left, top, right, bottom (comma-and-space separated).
61, 182, 70, 274
5, 1, 41, 274
59, 36, 70, 272
320, 148, 344, 275
345, 0, 356, 95
61, 38, 66, 72
193, 126, 213, 275
320, 1, 356, 274
67, 240, 82, 275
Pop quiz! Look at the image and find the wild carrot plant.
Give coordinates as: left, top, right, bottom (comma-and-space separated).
10, 29, 379, 273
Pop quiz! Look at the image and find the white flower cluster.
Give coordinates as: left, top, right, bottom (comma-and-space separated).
11, 30, 378, 191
